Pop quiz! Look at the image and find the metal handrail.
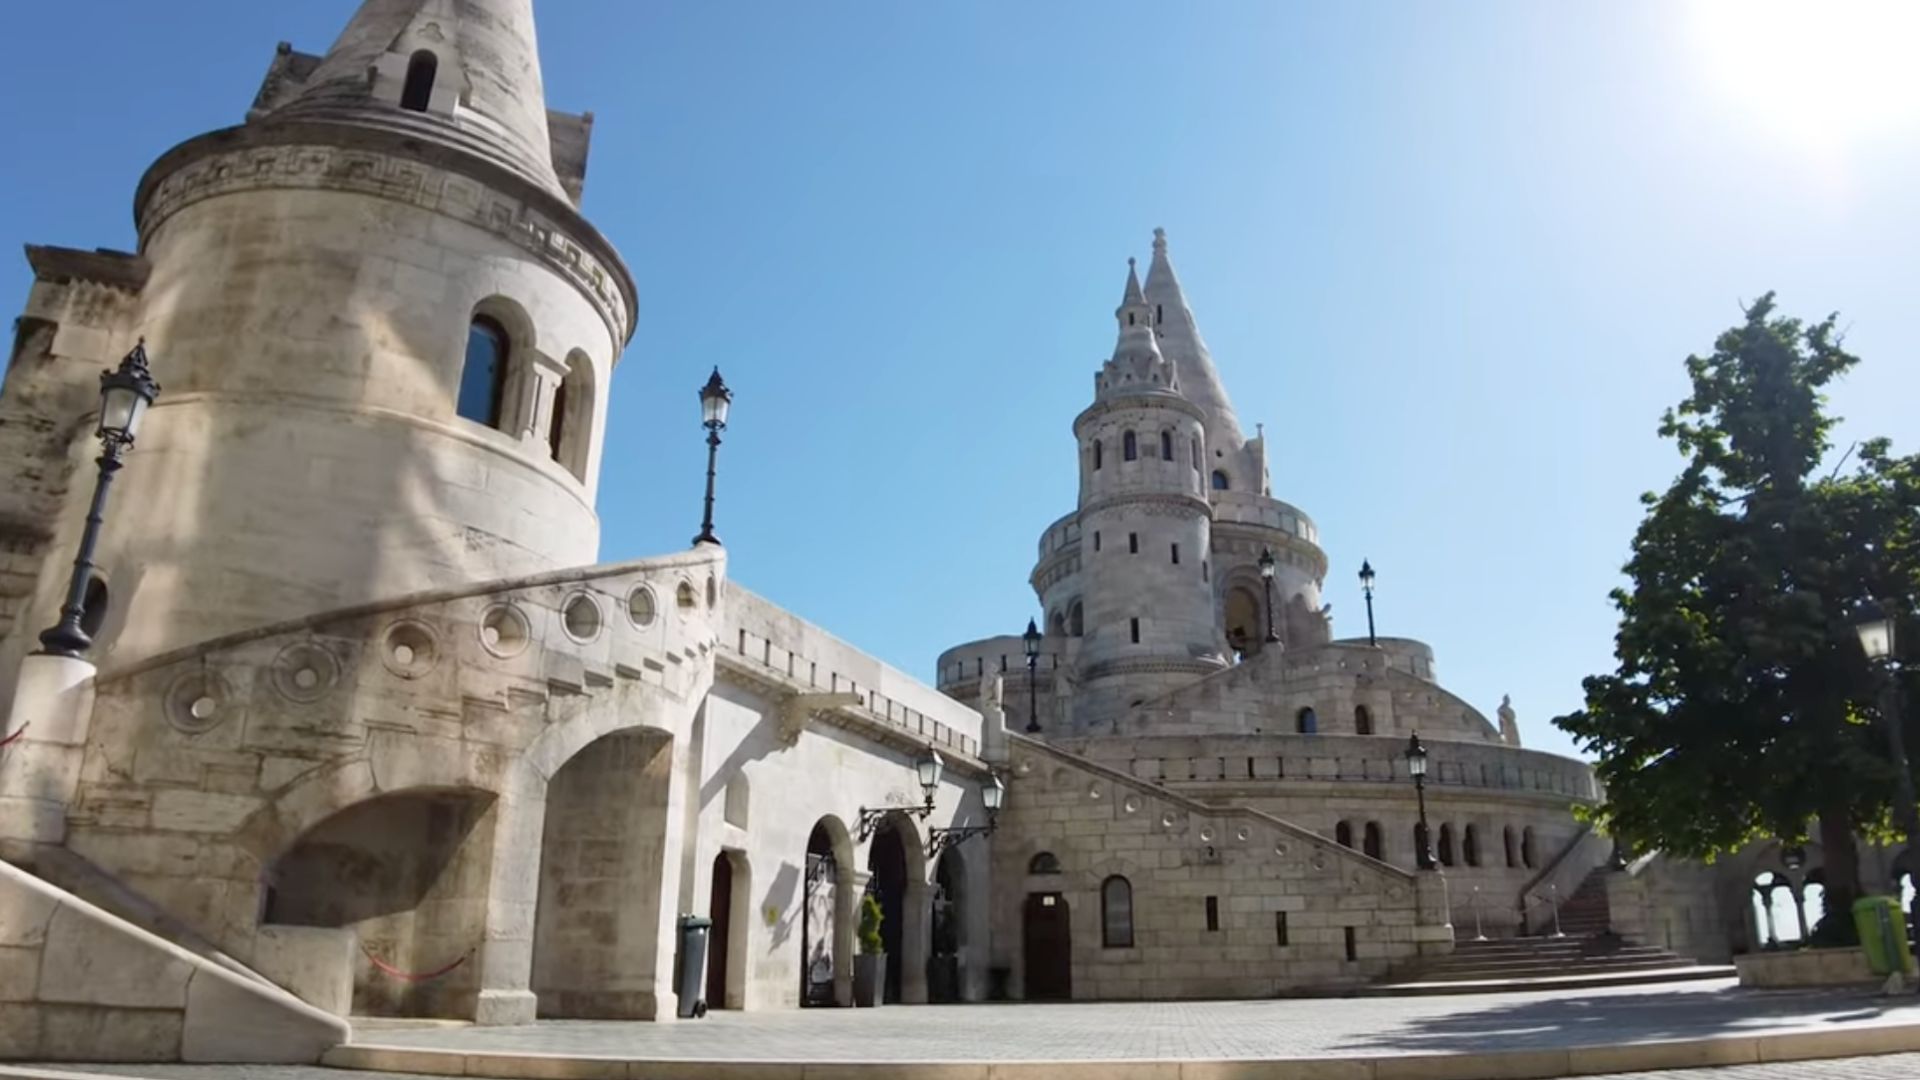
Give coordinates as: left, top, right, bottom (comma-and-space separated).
1518, 884, 1566, 938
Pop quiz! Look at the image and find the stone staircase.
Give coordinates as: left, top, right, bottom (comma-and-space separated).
1365, 869, 1736, 995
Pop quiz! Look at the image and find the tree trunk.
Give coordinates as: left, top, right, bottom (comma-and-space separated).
1817, 808, 1862, 945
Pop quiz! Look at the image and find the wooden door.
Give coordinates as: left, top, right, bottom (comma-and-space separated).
1022, 892, 1072, 1000
707, 853, 732, 1008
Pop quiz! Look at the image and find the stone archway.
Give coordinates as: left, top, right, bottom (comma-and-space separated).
803, 816, 857, 1007
929, 847, 965, 1002
707, 849, 751, 1010
866, 813, 930, 1004
260, 786, 498, 1019
1223, 584, 1265, 658
530, 727, 676, 1019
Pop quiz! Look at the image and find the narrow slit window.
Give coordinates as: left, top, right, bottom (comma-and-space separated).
1123, 431, 1138, 461
1129, 618, 1140, 644
1093, 440, 1103, 470
1093, 531, 1101, 552
401, 50, 438, 112
1275, 911, 1288, 946
1160, 430, 1173, 460
1129, 533, 1139, 554
1344, 926, 1357, 961
1170, 543, 1180, 565
1205, 896, 1219, 932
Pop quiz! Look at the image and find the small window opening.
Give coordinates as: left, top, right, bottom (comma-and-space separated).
401, 50, 438, 112
1296, 707, 1317, 735
548, 378, 569, 462
1129, 618, 1140, 644
1093, 531, 1101, 552
1127, 312, 1135, 326
1171, 543, 1180, 565
1093, 440, 1103, 470
1202, 560, 1209, 582
1354, 705, 1374, 736
1275, 911, 1289, 946
1124, 431, 1138, 461
1335, 821, 1353, 848
1160, 430, 1173, 460
1344, 926, 1357, 962
1191, 437, 1201, 469
1156, 303, 1164, 324
1205, 896, 1219, 932
457, 316, 510, 428
1211, 470, 1230, 491
1129, 533, 1139, 554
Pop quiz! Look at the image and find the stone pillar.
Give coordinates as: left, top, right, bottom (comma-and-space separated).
838, 868, 868, 1007
0, 653, 97, 847
472, 783, 546, 1026
980, 702, 1008, 765
900, 875, 929, 1004
1412, 871, 1455, 958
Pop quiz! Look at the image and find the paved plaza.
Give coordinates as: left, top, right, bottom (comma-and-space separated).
335, 979, 1918, 1061
13, 979, 1920, 1079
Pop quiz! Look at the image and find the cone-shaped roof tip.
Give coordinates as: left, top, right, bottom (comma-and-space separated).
1121, 257, 1144, 304
266, 0, 566, 200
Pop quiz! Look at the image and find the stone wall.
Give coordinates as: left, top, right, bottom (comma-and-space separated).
0, 856, 346, 1062
989, 735, 1449, 1000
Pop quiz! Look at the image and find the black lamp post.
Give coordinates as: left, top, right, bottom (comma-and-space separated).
1023, 618, 1042, 733
1360, 559, 1378, 648
929, 774, 1006, 856
692, 368, 732, 547
1855, 600, 1920, 860
37, 341, 160, 659
858, 749, 944, 841
1258, 546, 1280, 644
1405, 731, 1434, 870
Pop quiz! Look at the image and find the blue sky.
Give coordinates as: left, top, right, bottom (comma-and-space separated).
4, 2, 1917, 761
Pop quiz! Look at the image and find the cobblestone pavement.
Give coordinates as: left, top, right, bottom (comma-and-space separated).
17, 1054, 1920, 1080
345, 979, 1917, 1061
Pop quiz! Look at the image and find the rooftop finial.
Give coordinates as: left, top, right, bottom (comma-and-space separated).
1152, 227, 1168, 254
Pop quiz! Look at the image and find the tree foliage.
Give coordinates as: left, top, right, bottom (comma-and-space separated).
1555, 294, 1920, 914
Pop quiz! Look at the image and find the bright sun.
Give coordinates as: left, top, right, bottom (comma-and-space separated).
1687, 0, 1920, 151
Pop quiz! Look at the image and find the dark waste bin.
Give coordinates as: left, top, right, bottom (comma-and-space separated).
675, 914, 712, 1018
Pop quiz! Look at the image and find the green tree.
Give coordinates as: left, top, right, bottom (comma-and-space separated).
1555, 294, 1920, 938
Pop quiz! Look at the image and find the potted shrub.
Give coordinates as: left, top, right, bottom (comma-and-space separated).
853, 893, 886, 1007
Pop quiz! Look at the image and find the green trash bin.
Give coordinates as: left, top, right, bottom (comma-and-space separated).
1852, 896, 1914, 976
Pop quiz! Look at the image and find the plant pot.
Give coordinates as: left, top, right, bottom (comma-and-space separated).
853, 952, 886, 1007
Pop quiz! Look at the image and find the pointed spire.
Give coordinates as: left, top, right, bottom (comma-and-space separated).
1122, 257, 1145, 305
1099, 256, 1174, 398
264, 0, 567, 200
1142, 228, 1245, 447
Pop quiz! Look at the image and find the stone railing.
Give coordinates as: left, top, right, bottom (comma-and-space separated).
1071, 732, 1599, 801
1209, 492, 1319, 545
935, 637, 1074, 692
724, 585, 982, 757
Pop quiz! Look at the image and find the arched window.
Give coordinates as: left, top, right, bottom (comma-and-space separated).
1068, 602, 1084, 637
1049, 610, 1067, 637
1363, 822, 1383, 860
1160, 430, 1173, 460
1751, 871, 1802, 948
1335, 821, 1354, 848
400, 50, 438, 112
1504, 826, 1518, 868
1354, 705, 1374, 735
1028, 852, 1062, 875
457, 316, 510, 428
548, 351, 595, 481
1191, 437, 1201, 469
1123, 431, 1138, 461
1101, 875, 1134, 948
1296, 707, 1317, 734
1437, 823, 1456, 867
1521, 827, 1537, 869
1211, 470, 1229, 490
1463, 825, 1481, 867
1093, 440, 1103, 470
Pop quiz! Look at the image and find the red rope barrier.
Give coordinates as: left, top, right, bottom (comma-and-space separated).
0, 723, 27, 749
360, 944, 473, 983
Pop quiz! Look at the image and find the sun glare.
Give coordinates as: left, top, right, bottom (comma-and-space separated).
1688, 0, 1920, 152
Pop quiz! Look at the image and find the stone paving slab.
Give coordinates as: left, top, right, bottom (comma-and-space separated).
15, 1054, 1920, 1080
340, 979, 1920, 1061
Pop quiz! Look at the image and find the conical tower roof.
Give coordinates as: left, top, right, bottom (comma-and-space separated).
264, 0, 566, 200
1142, 228, 1245, 447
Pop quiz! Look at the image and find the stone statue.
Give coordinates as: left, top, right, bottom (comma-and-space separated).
1497, 694, 1521, 748
979, 669, 1004, 715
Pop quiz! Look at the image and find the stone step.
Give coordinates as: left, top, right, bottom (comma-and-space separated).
1359, 965, 1737, 997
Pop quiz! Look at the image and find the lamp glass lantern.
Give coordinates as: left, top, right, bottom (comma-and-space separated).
699, 367, 732, 429
1855, 601, 1896, 662
98, 344, 160, 444
1404, 733, 1428, 778
916, 750, 946, 803
983, 774, 1006, 816
1359, 559, 1376, 592
1023, 618, 1042, 659
1258, 547, 1276, 580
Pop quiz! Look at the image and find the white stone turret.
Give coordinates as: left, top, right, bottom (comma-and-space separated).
4, 0, 638, 672
1070, 259, 1226, 720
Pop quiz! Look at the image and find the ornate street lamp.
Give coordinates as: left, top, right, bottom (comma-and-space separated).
859, 749, 943, 841
1854, 600, 1920, 860
1405, 731, 1434, 870
1023, 618, 1042, 733
692, 368, 732, 547
1359, 559, 1378, 648
1258, 546, 1280, 644
37, 341, 160, 659
930, 773, 1006, 856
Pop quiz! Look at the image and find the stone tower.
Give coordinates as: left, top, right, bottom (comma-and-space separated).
1069, 258, 1227, 718
0, 0, 636, 687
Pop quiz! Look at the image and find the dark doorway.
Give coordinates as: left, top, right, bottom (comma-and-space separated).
707, 852, 733, 1008
802, 824, 838, 1006
1023, 892, 1072, 1000
868, 818, 909, 1002
929, 849, 963, 1002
